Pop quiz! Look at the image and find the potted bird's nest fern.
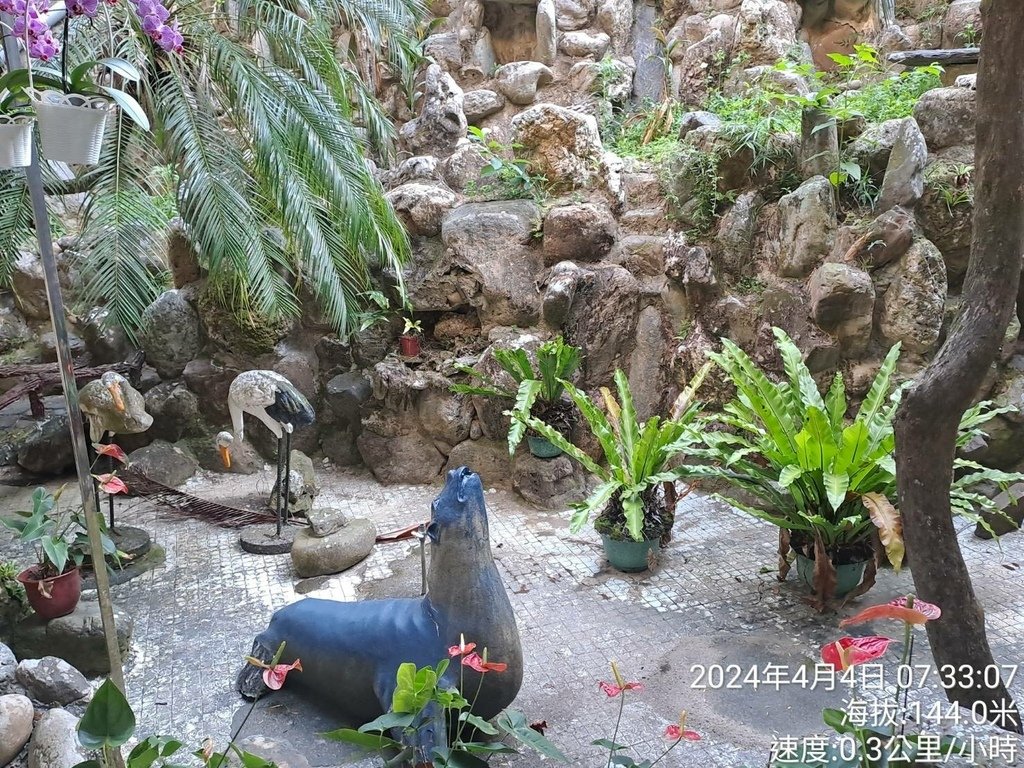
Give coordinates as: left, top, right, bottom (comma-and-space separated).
451, 336, 581, 458
687, 327, 1024, 610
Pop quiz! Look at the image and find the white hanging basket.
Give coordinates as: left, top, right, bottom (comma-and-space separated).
28, 88, 112, 165
0, 116, 34, 168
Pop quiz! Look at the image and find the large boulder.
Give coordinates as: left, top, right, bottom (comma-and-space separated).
139, 290, 202, 379
840, 207, 914, 269
441, 140, 490, 192
627, 306, 669, 419
0, 694, 33, 767
400, 64, 466, 158
560, 30, 611, 58
386, 183, 457, 238
809, 263, 875, 357
290, 518, 376, 578
919, 161, 974, 285
357, 425, 446, 484
511, 104, 605, 192
942, 0, 981, 47
9, 251, 50, 320
9, 602, 133, 675
564, 265, 641, 386
441, 202, 543, 330
462, 89, 506, 123
27, 708, 88, 768
15, 657, 89, 706
777, 176, 836, 279
16, 415, 74, 476
556, 0, 595, 30
536, 0, 557, 64
734, 0, 798, 65
845, 119, 903, 180
880, 238, 947, 354
542, 203, 616, 264
494, 62, 554, 106
597, 0, 633, 52
75, 307, 135, 365
417, 388, 473, 447
714, 191, 761, 276
0, 300, 32, 354
444, 439, 512, 490
127, 440, 199, 487
513, 454, 589, 509
182, 358, 241, 424
268, 449, 317, 515
144, 382, 201, 443
878, 118, 927, 212
913, 86, 976, 150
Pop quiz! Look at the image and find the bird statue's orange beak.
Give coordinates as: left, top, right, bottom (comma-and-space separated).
219, 444, 232, 469
107, 382, 126, 414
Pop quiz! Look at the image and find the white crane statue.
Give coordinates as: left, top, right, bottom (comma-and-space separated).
215, 370, 315, 536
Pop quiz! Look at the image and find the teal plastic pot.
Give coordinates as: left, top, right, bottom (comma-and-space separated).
795, 554, 868, 598
527, 435, 563, 459
601, 535, 659, 573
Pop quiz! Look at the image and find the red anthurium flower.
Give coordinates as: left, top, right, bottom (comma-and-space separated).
448, 634, 477, 658
93, 443, 128, 464
262, 659, 302, 690
821, 636, 892, 671
888, 595, 941, 621
599, 680, 644, 697
462, 652, 507, 673
840, 596, 941, 628
665, 724, 701, 741
93, 473, 128, 495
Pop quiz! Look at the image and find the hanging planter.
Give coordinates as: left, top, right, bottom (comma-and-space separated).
28, 89, 112, 165
0, 116, 34, 168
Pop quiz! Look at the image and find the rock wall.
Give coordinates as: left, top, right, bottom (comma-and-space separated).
2, 0, 1015, 497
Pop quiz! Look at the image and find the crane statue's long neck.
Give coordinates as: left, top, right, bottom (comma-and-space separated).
229, 399, 245, 442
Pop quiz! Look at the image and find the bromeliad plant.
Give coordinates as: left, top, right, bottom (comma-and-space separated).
518, 362, 712, 542
693, 327, 1024, 608
326, 637, 568, 767
452, 337, 581, 456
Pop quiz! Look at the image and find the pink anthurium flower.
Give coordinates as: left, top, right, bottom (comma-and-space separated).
821, 636, 892, 671
262, 659, 302, 690
448, 634, 477, 658
93, 473, 128, 495
840, 596, 941, 628
462, 652, 507, 673
93, 443, 129, 464
665, 711, 700, 741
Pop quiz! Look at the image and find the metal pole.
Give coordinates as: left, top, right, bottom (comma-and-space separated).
0, 17, 125, 692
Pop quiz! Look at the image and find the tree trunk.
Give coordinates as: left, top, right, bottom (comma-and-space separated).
894, 0, 1023, 733
874, 0, 895, 29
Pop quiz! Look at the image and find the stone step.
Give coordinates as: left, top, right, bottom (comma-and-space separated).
620, 206, 669, 236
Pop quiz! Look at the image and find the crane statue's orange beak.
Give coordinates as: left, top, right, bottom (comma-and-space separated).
219, 444, 232, 469
107, 382, 126, 413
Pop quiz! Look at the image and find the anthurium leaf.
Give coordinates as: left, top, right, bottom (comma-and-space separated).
592, 739, 630, 750
497, 710, 569, 762
459, 711, 499, 735
358, 712, 416, 733
822, 708, 853, 733
77, 679, 136, 750
863, 492, 903, 571
321, 728, 404, 751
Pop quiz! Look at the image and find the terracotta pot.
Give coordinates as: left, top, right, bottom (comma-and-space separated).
399, 334, 421, 357
17, 566, 81, 619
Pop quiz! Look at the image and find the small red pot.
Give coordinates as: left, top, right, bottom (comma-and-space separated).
17, 566, 81, 620
400, 334, 421, 357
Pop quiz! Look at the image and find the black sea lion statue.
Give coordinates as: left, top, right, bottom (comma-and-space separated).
237, 466, 523, 736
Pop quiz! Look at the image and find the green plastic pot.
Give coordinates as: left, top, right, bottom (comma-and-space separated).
601, 534, 659, 573
795, 554, 868, 598
527, 435, 563, 459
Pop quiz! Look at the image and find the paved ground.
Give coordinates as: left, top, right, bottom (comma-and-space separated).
2, 461, 1024, 767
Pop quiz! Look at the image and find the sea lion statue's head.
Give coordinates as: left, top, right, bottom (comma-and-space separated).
427, 466, 488, 545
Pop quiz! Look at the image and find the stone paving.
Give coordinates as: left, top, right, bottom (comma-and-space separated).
2, 463, 1024, 767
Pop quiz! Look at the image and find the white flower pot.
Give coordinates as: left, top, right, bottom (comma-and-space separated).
0, 116, 34, 168
28, 89, 112, 165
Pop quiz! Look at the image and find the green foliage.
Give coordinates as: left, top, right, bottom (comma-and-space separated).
928, 162, 974, 214
1, 0, 422, 340
467, 126, 546, 200
661, 143, 725, 235
696, 329, 1024, 552
77, 680, 137, 750
0, 560, 26, 607
452, 337, 581, 455
0, 487, 118, 577
326, 657, 568, 767
519, 363, 712, 541
693, 329, 904, 556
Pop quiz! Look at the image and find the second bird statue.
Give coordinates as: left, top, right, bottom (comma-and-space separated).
216, 370, 315, 536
